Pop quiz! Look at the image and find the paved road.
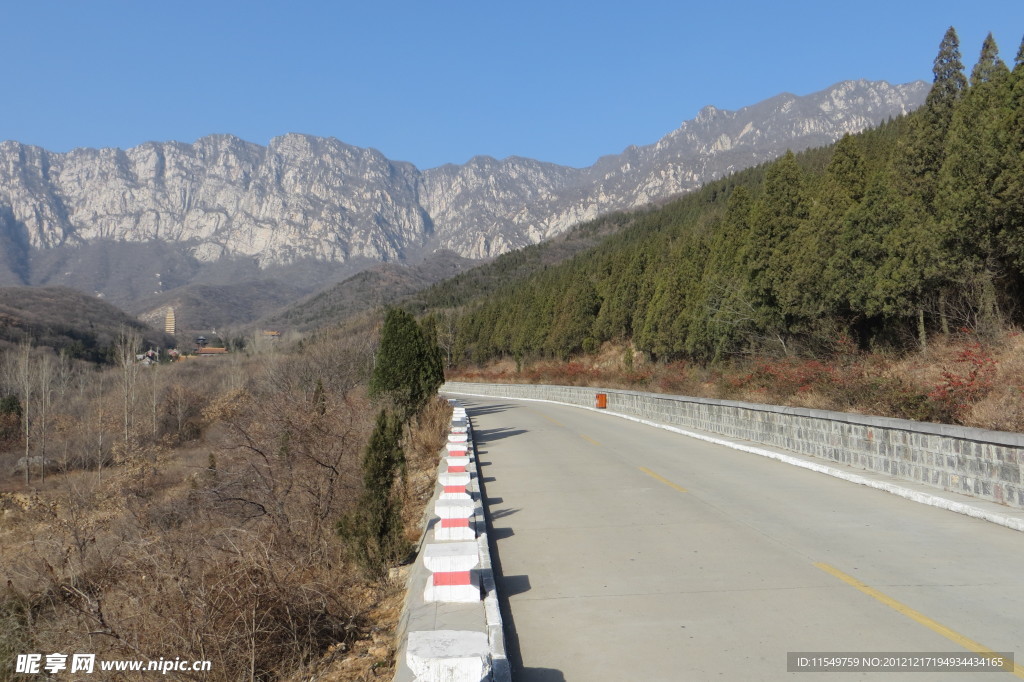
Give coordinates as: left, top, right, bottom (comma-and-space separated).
458, 396, 1024, 681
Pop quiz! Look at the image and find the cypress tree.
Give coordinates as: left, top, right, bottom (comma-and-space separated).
994, 35, 1024, 272
691, 186, 755, 360
899, 26, 967, 209
929, 27, 969, 107
337, 409, 407, 578
369, 308, 443, 419
784, 135, 867, 325
969, 32, 1007, 85
638, 238, 705, 360
745, 151, 808, 353
545, 273, 600, 359
938, 34, 1010, 269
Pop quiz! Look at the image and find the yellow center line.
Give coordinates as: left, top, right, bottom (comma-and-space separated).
638, 467, 688, 493
538, 413, 564, 427
579, 433, 601, 446
815, 562, 1024, 678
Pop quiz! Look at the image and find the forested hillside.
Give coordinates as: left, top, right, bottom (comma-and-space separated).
0, 287, 171, 362
446, 29, 1024, 367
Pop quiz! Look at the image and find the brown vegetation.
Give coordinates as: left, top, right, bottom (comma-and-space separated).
0, 286, 172, 363
0, 326, 450, 681
449, 329, 1024, 433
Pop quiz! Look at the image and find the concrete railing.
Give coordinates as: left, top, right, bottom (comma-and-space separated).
443, 382, 1024, 511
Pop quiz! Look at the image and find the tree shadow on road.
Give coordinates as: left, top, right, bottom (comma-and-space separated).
474, 427, 526, 442
518, 669, 566, 682
462, 402, 517, 416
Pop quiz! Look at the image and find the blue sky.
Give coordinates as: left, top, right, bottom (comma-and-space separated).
1, 1, 1022, 169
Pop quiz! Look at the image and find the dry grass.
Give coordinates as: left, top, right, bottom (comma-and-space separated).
286, 396, 451, 682
450, 331, 1024, 432
0, 332, 451, 682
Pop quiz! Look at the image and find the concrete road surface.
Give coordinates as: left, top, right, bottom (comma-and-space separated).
456, 396, 1024, 681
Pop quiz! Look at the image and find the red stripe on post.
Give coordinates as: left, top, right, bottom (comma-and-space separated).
443, 485, 466, 494
433, 571, 472, 586
449, 465, 466, 473
441, 518, 470, 528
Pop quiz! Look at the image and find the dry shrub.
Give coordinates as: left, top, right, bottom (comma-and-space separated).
0, 331, 410, 682
399, 398, 452, 541
961, 333, 1024, 431
451, 333, 1024, 430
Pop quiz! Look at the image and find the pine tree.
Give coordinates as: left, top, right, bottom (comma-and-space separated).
689, 186, 756, 360
783, 135, 867, 325
938, 32, 1010, 264
931, 33, 1013, 339
994, 35, 1024, 272
899, 26, 967, 209
337, 409, 407, 578
547, 271, 601, 358
745, 151, 808, 353
369, 308, 443, 418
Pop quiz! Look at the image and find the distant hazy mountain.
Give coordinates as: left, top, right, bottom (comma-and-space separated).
0, 79, 928, 318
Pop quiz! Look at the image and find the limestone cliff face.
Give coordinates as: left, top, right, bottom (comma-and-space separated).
0, 79, 928, 287
0, 134, 430, 266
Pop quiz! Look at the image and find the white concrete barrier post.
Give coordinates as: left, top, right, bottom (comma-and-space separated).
438, 471, 472, 500
434, 498, 477, 541
423, 541, 481, 602
446, 456, 471, 473
446, 441, 471, 456
406, 630, 490, 682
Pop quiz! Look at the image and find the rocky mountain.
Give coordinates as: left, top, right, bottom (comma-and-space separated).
0, 79, 928, 313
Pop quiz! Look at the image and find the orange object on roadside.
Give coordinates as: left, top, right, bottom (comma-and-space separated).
596, 393, 607, 409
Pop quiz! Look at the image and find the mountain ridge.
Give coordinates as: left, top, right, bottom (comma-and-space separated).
0, 79, 928, 318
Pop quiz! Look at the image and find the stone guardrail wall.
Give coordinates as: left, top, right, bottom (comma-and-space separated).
443, 382, 1024, 511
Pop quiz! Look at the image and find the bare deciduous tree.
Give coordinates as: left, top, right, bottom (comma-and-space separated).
114, 327, 142, 452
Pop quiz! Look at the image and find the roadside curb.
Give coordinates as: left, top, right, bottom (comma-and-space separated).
393, 400, 510, 682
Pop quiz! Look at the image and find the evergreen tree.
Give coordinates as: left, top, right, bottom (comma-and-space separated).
593, 250, 644, 342
418, 313, 446, 396
836, 169, 912, 318
994, 35, 1024, 272
545, 273, 600, 359
337, 409, 406, 578
440, 26, 1024, 364
369, 308, 444, 418
745, 151, 808, 353
930, 27, 970, 106
969, 33, 1007, 85
688, 186, 756, 360
899, 26, 967, 208
938, 33, 1010, 264
783, 135, 867, 327
932, 34, 1013, 339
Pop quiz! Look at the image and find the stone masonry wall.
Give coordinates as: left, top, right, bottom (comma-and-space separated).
443, 382, 1024, 510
